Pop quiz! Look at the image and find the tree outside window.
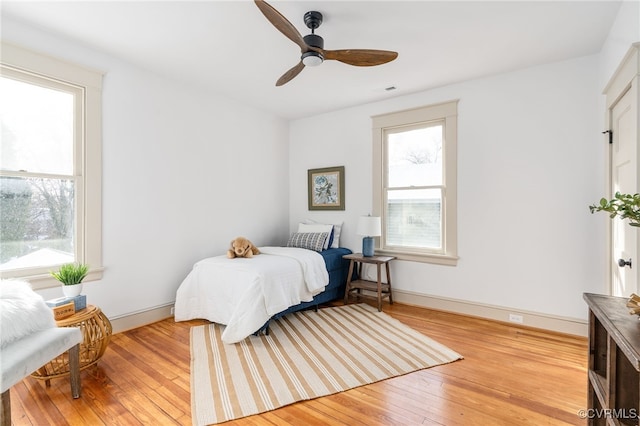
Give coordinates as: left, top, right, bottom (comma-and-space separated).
372, 101, 458, 265
0, 43, 103, 287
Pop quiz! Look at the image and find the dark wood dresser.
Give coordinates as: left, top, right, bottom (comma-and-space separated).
584, 293, 640, 425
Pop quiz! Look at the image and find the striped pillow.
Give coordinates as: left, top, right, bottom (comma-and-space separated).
287, 232, 329, 252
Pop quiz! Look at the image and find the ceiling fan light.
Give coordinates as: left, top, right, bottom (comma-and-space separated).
302, 51, 323, 67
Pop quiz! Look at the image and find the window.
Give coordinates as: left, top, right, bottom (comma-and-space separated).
372, 100, 458, 265
0, 42, 103, 288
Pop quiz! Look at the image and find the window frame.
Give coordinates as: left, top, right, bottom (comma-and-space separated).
372, 100, 459, 265
0, 42, 103, 289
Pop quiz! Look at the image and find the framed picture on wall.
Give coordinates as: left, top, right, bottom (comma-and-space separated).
308, 166, 345, 210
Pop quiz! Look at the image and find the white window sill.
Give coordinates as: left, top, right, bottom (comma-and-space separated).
375, 249, 458, 266
1, 268, 104, 290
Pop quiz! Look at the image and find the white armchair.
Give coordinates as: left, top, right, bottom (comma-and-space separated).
0, 280, 83, 426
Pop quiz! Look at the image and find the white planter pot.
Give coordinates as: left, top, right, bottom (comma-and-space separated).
62, 283, 83, 297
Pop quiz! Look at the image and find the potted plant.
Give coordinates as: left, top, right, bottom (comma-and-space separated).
51, 263, 89, 297
589, 192, 640, 227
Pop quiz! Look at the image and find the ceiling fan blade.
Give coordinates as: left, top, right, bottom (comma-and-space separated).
254, 0, 308, 52
322, 49, 398, 66
276, 61, 305, 86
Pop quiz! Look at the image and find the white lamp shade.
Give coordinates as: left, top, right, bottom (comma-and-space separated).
357, 216, 381, 237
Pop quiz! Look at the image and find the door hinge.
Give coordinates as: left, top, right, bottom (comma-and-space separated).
602, 130, 613, 144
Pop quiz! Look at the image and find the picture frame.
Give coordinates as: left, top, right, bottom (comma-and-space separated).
308, 166, 345, 210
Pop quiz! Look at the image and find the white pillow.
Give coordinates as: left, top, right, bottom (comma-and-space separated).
301, 220, 343, 248
0, 279, 56, 348
298, 223, 333, 250
328, 222, 342, 248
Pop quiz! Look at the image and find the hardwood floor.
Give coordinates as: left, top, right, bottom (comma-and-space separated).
9, 302, 588, 425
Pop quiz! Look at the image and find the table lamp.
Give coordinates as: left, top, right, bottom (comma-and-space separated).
357, 215, 381, 257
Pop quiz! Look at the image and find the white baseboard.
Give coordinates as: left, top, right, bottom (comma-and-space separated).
109, 303, 174, 334
392, 290, 588, 337
107, 293, 588, 337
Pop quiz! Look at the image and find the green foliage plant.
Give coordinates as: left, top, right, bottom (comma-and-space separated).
590, 192, 640, 227
50, 263, 89, 285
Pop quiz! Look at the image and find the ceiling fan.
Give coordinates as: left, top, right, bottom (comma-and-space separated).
254, 0, 398, 86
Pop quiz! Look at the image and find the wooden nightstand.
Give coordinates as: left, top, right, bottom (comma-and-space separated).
343, 253, 395, 311
31, 305, 112, 384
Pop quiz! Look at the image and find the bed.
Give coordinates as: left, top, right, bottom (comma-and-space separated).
174, 244, 352, 344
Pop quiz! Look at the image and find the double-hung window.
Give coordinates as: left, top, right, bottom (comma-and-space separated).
372, 100, 458, 265
0, 43, 103, 288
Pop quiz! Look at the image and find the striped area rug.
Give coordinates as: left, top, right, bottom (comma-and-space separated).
190, 303, 462, 425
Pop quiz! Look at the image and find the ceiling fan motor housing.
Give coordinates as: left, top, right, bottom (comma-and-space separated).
303, 34, 324, 49
302, 32, 324, 66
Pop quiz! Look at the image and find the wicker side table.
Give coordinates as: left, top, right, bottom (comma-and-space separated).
31, 305, 112, 384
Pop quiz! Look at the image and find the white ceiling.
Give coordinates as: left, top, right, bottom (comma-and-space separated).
1, 1, 622, 120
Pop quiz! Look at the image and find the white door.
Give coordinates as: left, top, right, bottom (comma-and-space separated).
611, 87, 638, 297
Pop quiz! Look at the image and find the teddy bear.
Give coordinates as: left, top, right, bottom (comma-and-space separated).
227, 237, 260, 259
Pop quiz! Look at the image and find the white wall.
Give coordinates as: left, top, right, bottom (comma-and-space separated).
598, 0, 640, 90
290, 55, 605, 322
2, 18, 290, 320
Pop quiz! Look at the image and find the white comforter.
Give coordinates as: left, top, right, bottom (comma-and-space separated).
174, 246, 329, 343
